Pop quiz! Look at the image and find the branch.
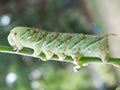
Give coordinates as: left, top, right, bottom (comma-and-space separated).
0, 46, 120, 67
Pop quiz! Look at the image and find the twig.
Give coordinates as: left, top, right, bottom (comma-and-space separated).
0, 46, 120, 67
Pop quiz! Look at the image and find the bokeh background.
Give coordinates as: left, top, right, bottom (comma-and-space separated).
0, 0, 120, 90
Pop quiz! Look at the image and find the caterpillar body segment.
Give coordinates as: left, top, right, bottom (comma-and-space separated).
7, 27, 110, 64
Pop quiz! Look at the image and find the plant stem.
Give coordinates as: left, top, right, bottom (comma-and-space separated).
0, 46, 120, 66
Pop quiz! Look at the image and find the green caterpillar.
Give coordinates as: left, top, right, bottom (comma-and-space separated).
7, 27, 110, 65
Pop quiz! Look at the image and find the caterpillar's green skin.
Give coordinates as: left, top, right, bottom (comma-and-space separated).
7, 27, 109, 64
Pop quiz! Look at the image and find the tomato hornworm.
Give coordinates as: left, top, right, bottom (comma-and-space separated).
7, 27, 110, 69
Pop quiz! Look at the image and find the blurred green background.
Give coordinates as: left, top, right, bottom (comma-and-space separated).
0, 0, 120, 90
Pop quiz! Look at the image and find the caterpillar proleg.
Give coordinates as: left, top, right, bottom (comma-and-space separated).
7, 27, 110, 65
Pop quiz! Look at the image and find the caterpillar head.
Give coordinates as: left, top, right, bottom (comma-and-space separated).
7, 27, 28, 50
